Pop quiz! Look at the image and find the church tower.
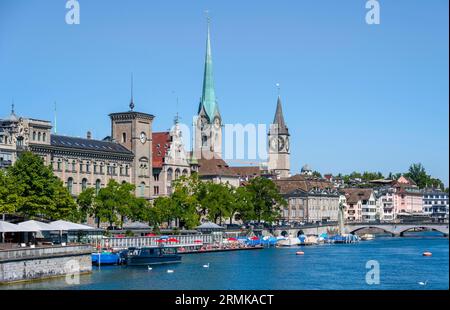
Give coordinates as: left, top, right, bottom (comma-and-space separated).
267, 95, 290, 178
194, 17, 222, 159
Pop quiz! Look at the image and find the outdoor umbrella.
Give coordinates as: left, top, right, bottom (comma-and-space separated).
167, 238, 179, 243
0, 221, 20, 243
17, 220, 57, 245
227, 237, 238, 241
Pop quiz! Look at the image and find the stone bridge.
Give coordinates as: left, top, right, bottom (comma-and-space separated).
345, 223, 449, 237
266, 222, 449, 237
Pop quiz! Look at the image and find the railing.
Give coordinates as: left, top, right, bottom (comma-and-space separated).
97, 234, 215, 250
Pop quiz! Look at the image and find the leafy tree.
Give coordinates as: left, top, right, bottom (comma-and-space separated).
245, 177, 285, 223
77, 188, 96, 224
95, 179, 136, 228
312, 171, 322, 178
171, 176, 201, 229
0, 170, 20, 215
7, 152, 78, 220
229, 186, 254, 224
200, 182, 232, 225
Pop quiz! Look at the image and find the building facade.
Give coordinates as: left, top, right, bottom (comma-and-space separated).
375, 187, 395, 222
342, 188, 377, 222
423, 188, 449, 222
275, 175, 339, 223
392, 176, 423, 214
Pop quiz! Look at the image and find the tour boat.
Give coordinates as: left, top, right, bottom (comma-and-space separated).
125, 246, 182, 266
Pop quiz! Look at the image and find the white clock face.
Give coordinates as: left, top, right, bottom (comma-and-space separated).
140, 132, 147, 144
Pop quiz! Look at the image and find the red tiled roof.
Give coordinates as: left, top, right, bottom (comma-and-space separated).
197, 158, 239, 177
230, 166, 261, 178
274, 174, 335, 194
152, 132, 171, 168
341, 188, 373, 204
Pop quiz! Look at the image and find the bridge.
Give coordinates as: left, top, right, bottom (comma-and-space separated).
345, 222, 449, 237
266, 222, 449, 238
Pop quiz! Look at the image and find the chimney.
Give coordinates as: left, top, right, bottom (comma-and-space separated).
86, 131, 92, 140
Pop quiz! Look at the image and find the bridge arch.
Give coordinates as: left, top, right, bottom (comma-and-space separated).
398, 226, 449, 237
297, 230, 305, 237
348, 226, 395, 235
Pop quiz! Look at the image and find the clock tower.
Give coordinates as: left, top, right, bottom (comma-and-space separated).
267, 95, 290, 178
110, 87, 154, 199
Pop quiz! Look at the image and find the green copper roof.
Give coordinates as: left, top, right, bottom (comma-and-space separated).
198, 22, 219, 121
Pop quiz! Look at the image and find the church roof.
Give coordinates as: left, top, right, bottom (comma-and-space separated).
274, 175, 335, 195
197, 21, 220, 121
50, 135, 132, 155
152, 132, 171, 168
272, 96, 288, 135
197, 158, 239, 177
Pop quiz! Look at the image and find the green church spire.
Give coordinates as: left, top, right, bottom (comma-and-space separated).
198, 17, 219, 121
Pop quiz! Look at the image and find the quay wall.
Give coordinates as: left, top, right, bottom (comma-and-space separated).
0, 245, 93, 284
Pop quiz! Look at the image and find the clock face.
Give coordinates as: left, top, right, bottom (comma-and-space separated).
269, 136, 278, 152
213, 117, 221, 129
277, 136, 285, 151
140, 132, 147, 144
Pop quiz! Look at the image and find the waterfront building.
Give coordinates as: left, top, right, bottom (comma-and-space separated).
274, 175, 340, 223
392, 176, 423, 214
342, 188, 377, 222
375, 187, 396, 222
423, 187, 449, 222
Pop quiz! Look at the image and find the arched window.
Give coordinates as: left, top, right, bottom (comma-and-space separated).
57, 159, 62, 171
81, 178, 88, 191
38, 132, 41, 141
33, 131, 36, 140
95, 179, 101, 194
122, 132, 127, 143
139, 182, 145, 197
167, 168, 173, 182
202, 135, 208, 146
72, 160, 76, 172
67, 177, 73, 194
175, 169, 180, 179
125, 165, 129, 176
182, 169, 188, 176
43, 133, 46, 142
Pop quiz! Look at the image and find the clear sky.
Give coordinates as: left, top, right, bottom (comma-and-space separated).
0, 0, 448, 184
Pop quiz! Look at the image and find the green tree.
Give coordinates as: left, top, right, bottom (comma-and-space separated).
77, 188, 96, 224
229, 186, 254, 225
200, 182, 232, 225
245, 177, 285, 223
95, 179, 136, 228
312, 171, 322, 178
0, 170, 20, 215
405, 163, 428, 188
7, 152, 78, 220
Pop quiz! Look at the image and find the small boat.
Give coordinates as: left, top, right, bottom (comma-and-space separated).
277, 236, 301, 247
126, 246, 182, 266
360, 234, 375, 241
91, 251, 121, 265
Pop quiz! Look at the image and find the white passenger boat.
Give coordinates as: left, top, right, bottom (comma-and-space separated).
360, 234, 375, 241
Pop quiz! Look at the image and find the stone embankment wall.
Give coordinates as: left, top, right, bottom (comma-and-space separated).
0, 245, 92, 284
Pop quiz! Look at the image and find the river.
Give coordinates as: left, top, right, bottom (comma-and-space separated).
3, 232, 448, 290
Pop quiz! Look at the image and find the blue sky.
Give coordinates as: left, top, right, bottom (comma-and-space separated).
0, 0, 448, 184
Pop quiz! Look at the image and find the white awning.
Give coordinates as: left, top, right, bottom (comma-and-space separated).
50, 220, 96, 231
17, 220, 57, 232
0, 221, 20, 232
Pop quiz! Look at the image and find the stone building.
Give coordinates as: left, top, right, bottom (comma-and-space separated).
274, 175, 340, 223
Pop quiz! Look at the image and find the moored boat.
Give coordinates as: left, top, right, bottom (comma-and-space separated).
126, 246, 182, 266
91, 251, 121, 265
277, 236, 301, 247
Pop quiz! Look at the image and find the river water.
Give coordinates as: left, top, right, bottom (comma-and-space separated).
3, 232, 448, 290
